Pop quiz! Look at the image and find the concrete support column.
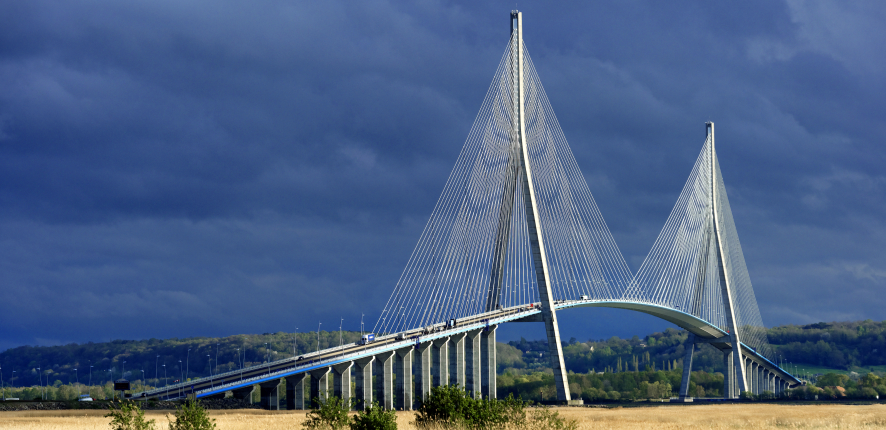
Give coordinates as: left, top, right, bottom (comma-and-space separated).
374, 351, 395, 411
757, 364, 766, 394
415, 343, 433, 403
333, 362, 353, 409
482, 325, 498, 399
723, 351, 733, 399
354, 357, 374, 410
232, 385, 258, 404
449, 333, 466, 388
395, 348, 413, 410
310, 368, 331, 408
260, 379, 284, 410
433, 338, 449, 388
286, 374, 307, 410
745, 359, 753, 395
679, 334, 695, 399
465, 330, 482, 399
748, 362, 755, 394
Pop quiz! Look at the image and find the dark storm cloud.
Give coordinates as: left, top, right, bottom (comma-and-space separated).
1, 0, 884, 350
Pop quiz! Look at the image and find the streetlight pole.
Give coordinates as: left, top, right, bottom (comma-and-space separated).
74, 368, 79, 395
215, 344, 220, 378
207, 355, 213, 388
155, 355, 159, 388
293, 328, 298, 358
178, 360, 183, 398
163, 364, 168, 399
186, 349, 191, 382
317, 322, 322, 354
140, 370, 145, 404
89, 365, 93, 391
237, 348, 242, 381
37, 367, 42, 400
339, 318, 344, 358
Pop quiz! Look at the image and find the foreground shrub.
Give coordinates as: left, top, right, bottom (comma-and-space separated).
526, 407, 577, 430
105, 401, 156, 430
351, 401, 398, 430
167, 399, 216, 430
415, 384, 573, 429
303, 396, 351, 430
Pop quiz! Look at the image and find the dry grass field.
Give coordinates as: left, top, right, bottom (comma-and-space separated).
1, 404, 885, 429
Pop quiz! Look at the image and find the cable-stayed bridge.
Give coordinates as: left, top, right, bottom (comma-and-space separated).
137, 11, 801, 408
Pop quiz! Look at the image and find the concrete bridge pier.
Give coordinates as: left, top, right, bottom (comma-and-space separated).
287, 374, 307, 410
260, 379, 284, 410
723, 350, 734, 399
466, 330, 482, 398
433, 338, 449, 388
354, 357, 374, 410
333, 362, 353, 409
310, 368, 331, 408
232, 384, 258, 405
481, 325, 498, 399
395, 348, 413, 410
748, 362, 754, 395
449, 333, 466, 388
416, 343, 433, 403
375, 351, 395, 410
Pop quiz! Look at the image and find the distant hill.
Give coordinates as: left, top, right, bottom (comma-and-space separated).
1, 319, 884, 390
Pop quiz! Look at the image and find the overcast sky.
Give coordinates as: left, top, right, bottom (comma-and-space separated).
1, 1, 884, 351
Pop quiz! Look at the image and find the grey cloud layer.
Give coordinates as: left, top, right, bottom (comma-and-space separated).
1, 0, 884, 350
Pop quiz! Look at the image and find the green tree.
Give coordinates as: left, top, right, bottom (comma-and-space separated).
350, 402, 397, 430
167, 399, 216, 430
105, 401, 156, 430
303, 396, 351, 430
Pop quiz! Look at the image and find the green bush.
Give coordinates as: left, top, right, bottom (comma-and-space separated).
167, 399, 216, 430
526, 407, 578, 430
105, 401, 156, 430
303, 396, 351, 430
351, 402, 397, 430
414, 385, 535, 429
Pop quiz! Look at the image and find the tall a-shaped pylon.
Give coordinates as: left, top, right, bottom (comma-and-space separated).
628, 123, 772, 398
374, 11, 632, 403
506, 10, 571, 403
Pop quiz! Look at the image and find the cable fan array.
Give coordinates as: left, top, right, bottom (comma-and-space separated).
372, 27, 772, 360
372, 34, 633, 335
627, 136, 772, 357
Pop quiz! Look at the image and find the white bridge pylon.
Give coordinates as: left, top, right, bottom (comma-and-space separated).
375, 11, 633, 403
375, 11, 786, 401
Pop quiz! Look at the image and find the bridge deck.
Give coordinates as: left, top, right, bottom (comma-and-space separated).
137, 299, 799, 401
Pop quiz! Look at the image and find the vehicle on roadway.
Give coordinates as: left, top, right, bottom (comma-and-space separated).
359, 333, 375, 345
